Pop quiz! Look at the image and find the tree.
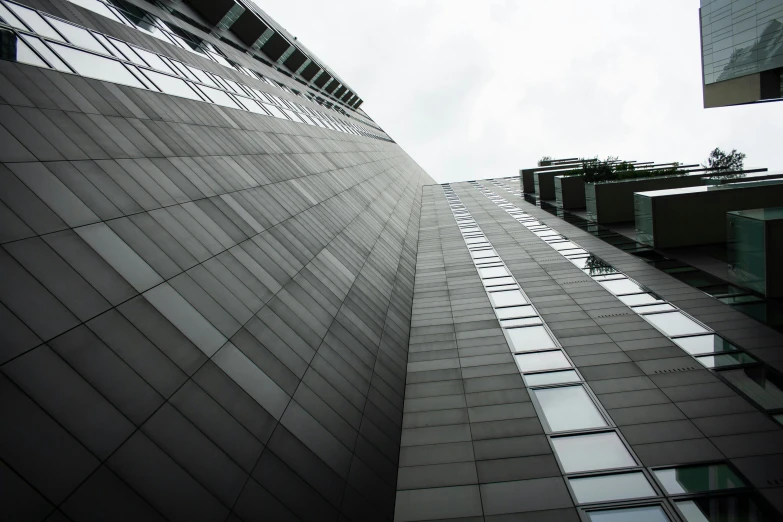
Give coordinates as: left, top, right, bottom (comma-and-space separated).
538, 156, 553, 167
703, 147, 745, 173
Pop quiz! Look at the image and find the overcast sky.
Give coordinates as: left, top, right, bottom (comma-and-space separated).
260, 0, 783, 183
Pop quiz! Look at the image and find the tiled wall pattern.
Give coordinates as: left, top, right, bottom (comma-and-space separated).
402, 181, 783, 521
0, 1, 434, 521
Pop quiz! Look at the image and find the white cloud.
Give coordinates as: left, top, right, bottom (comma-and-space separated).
259, 0, 783, 182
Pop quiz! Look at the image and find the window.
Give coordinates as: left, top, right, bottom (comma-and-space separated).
719, 367, 783, 410
570, 472, 656, 503
47, 18, 106, 54
484, 277, 516, 287
533, 386, 607, 432
514, 350, 570, 373
495, 305, 536, 320
489, 290, 527, 307
501, 317, 543, 328
142, 69, 201, 100
199, 86, 242, 110
12, 36, 48, 67
653, 464, 745, 495
644, 312, 709, 337
672, 334, 739, 355
675, 496, 767, 522
505, 326, 557, 353
50, 43, 145, 88
524, 370, 580, 386
696, 352, 756, 368
20, 36, 69, 70
634, 303, 676, 314
587, 505, 671, 522
618, 293, 663, 306
6, 4, 64, 41
551, 432, 635, 473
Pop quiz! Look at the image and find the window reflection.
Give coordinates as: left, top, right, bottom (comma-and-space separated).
588, 505, 671, 522
570, 472, 655, 503
50, 43, 144, 88
720, 366, 783, 410
551, 432, 636, 473
654, 464, 745, 495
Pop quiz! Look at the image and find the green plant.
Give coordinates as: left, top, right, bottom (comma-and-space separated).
576, 157, 684, 183
702, 147, 746, 178
538, 156, 553, 167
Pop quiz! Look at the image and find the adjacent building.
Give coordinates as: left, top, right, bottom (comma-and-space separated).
701, 0, 783, 107
1, 1, 783, 521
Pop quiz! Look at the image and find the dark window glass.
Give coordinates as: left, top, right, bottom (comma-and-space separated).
654, 464, 745, 495
675, 495, 767, 522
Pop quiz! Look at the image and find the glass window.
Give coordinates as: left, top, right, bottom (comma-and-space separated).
479, 266, 508, 278
570, 472, 656, 503
132, 47, 172, 72
645, 312, 709, 337
199, 86, 241, 110
484, 277, 516, 287
496, 305, 536, 319
505, 326, 557, 352
490, 290, 527, 307
20, 36, 69, 70
515, 350, 570, 373
107, 38, 145, 65
675, 496, 766, 522
552, 241, 579, 251
63, 0, 125, 23
13, 36, 48, 67
697, 352, 756, 368
524, 370, 580, 386
0, 3, 26, 29
588, 506, 671, 522
551, 432, 636, 473
633, 303, 676, 314
601, 278, 645, 295
263, 104, 288, 119
618, 293, 663, 306
654, 464, 745, 495
142, 70, 201, 100
720, 367, 783, 410
672, 334, 739, 355
6, 4, 64, 41
501, 317, 543, 328
46, 19, 106, 54
49, 43, 145, 88
533, 386, 607, 432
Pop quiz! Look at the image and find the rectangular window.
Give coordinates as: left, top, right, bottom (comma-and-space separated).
675, 496, 766, 522
672, 334, 739, 355
618, 293, 663, 306
495, 305, 536, 319
489, 290, 527, 307
514, 350, 570, 373
524, 370, 580, 386
49, 43, 145, 88
570, 472, 656, 503
551, 432, 635, 473
601, 278, 645, 296
633, 303, 676, 314
46, 18, 106, 54
505, 326, 557, 353
7, 4, 64, 41
588, 506, 671, 522
142, 69, 201, 100
533, 386, 607, 432
644, 311, 709, 337
696, 352, 756, 368
484, 277, 516, 287
719, 367, 783, 410
500, 317, 542, 328
654, 464, 745, 495
199, 85, 241, 109
479, 266, 509, 278
21, 36, 69, 70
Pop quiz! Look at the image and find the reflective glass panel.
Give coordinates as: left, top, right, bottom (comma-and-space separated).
602, 278, 645, 295
47, 19, 106, 54
63, 0, 125, 23
570, 472, 655, 503
21, 36, 69, 70
552, 241, 579, 251
490, 290, 527, 307
551, 432, 635, 473
697, 353, 756, 368
645, 312, 709, 337
533, 386, 607, 432
720, 367, 783, 409
633, 303, 676, 314
618, 293, 663, 306
263, 104, 288, 119
524, 370, 580, 386
7, 4, 64, 40
107, 38, 145, 65
50, 44, 144, 88
484, 277, 516, 287
676, 496, 766, 522
133, 47, 172, 72
672, 334, 739, 355
479, 266, 508, 278
501, 317, 542, 328
514, 350, 570, 373
13, 37, 48, 67
588, 506, 670, 522
495, 305, 536, 319
199, 86, 241, 109
143, 70, 200, 100
0, 3, 26, 29
506, 326, 556, 353
654, 464, 745, 495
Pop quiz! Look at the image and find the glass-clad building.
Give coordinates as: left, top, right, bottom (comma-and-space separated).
701, 0, 783, 107
1, 0, 783, 521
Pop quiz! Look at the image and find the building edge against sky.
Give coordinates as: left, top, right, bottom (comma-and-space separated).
701, 0, 783, 108
0, 1, 783, 522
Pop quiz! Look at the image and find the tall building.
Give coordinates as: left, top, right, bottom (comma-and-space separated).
701, 0, 783, 108
1, 1, 783, 522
